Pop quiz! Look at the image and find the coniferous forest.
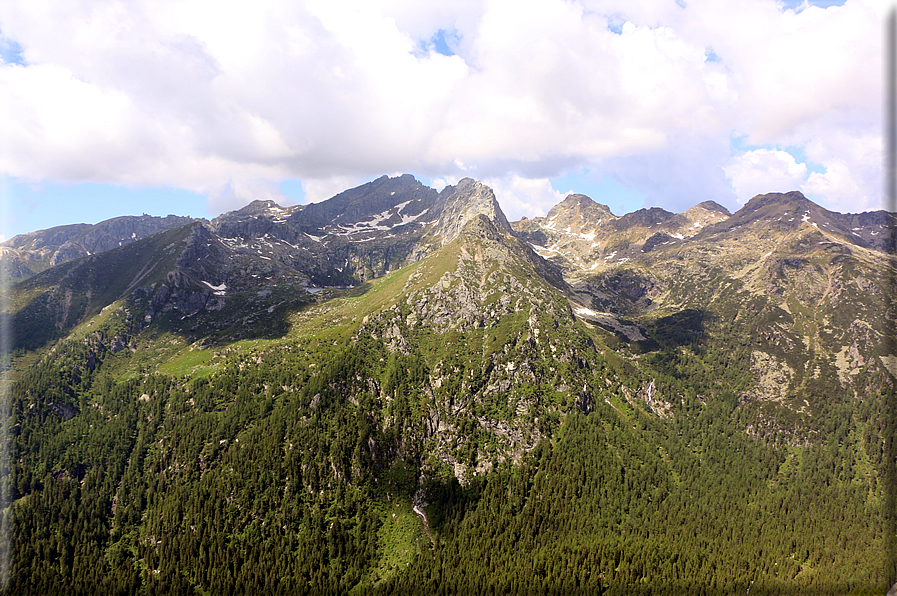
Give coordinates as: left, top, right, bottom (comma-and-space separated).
5, 306, 893, 595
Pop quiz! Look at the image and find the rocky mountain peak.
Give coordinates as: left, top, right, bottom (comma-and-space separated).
611, 207, 677, 231
693, 200, 731, 215
294, 174, 438, 231
732, 191, 822, 226
680, 201, 731, 233
434, 178, 513, 244
545, 194, 616, 231
245, 198, 284, 211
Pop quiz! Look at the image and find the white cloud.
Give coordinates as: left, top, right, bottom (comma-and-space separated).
206, 176, 292, 213
604, 133, 737, 213
302, 175, 371, 204
801, 129, 882, 213
805, 162, 863, 208
482, 175, 565, 221
0, 0, 885, 217
724, 148, 808, 203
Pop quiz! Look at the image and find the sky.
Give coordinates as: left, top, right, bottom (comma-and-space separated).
0, 0, 888, 240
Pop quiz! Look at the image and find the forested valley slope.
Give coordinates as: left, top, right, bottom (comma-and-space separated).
1, 174, 895, 594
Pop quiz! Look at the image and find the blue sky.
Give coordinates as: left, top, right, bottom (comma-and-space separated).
3, 178, 212, 237
0, 0, 882, 240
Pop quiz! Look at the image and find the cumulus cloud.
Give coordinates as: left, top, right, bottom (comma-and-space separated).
801, 129, 883, 213
0, 0, 885, 216
481, 175, 565, 221
724, 149, 808, 203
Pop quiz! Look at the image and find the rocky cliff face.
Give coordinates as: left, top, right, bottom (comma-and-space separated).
432, 178, 513, 244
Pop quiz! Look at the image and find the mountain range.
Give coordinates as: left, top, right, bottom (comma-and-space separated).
2, 174, 895, 594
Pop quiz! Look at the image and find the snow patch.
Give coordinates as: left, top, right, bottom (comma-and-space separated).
202, 280, 227, 296
398, 208, 429, 226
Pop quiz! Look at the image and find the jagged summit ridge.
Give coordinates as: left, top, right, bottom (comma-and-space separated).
700, 190, 897, 253
433, 178, 513, 244
512, 191, 732, 277
5, 178, 895, 297
0, 213, 202, 281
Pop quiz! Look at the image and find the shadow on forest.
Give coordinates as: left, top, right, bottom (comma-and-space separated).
154, 281, 376, 347
10, 279, 377, 355
634, 308, 707, 353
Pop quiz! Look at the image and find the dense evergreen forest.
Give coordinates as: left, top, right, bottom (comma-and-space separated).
4, 307, 892, 595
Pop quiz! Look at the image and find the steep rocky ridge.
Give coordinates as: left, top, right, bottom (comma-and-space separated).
431, 178, 513, 244
512, 193, 730, 277
205, 175, 516, 287
1, 214, 200, 281
332, 214, 600, 477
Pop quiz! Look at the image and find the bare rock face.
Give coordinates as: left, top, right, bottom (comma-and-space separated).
433, 178, 513, 245
547, 193, 616, 228
347, 210, 595, 478
512, 192, 730, 279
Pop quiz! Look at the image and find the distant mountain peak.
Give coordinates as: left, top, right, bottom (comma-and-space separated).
546, 193, 616, 224
692, 200, 731, 215
0, 213, 201, 281
241, 199, 287, 212
612, 206, 676, 230
742, 190, 813, 212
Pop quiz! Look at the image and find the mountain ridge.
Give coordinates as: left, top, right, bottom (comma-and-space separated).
4, 173, 897, 594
